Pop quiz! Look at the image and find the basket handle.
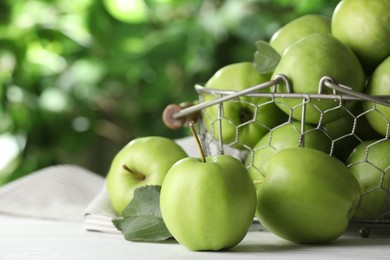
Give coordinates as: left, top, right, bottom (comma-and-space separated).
162, 75, 390, 129
162, 75, 286, 129
320, 76, 390, 107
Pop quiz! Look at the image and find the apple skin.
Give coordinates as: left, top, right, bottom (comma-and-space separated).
257, 147, 361, 244
346, 139, 390, 219
106, 136, 187, 214
246, 121, 332, 180
270, 14, 331, 55
363, 56, 390, 137
272, 33, 365, 124
245, 121, 332, 218
325, 102, 382, 162
331, 0, 390, 73
160, 155, 256, 251
202, 62, 287, 149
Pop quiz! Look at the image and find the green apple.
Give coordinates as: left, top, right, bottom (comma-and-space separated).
331, 0, 390, 73
202, 62, 287, 149
269, 14, 331, 55
346, 139, 390, 219
106, 136, 187, 214
160, 154, 256, 251
272, 33, 365, 124
363, 56, 390, 137
257, 147, 360, 244
246, 120, 331, 181
325, 102, 382, 162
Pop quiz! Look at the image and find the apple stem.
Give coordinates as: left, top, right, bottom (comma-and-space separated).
189, 120, 206, 163
122, 164, 145, 180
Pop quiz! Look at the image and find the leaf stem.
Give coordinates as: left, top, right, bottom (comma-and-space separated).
189, 120, 206, 163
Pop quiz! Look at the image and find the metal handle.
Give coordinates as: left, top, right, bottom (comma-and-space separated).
320, 76, 390, 107
162, 75, 390, 129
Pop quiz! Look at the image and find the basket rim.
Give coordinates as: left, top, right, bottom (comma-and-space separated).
195, 84, 390, 101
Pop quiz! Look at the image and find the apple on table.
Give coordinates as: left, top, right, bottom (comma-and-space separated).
257, 147, 361, 244
106, 136, 188, 214
160, 122, 257, 251
246, 120, 332, 180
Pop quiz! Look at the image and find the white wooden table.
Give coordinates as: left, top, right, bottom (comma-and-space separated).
1, 215, 389, 260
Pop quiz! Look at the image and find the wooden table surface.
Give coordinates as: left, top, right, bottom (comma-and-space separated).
1, 215, 390, 260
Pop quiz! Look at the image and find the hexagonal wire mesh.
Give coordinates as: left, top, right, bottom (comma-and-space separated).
172, 74, 390, 236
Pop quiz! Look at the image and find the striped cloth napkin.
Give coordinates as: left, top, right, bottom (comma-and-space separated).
0, 164, 104, 222
83, 182, 119, 233
0, 137, 241, 233
0, 163, 119, 233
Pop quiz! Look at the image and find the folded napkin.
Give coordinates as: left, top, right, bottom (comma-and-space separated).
83, 183, 119, 233
0, 164, 104, 222
0, 136, 243, 233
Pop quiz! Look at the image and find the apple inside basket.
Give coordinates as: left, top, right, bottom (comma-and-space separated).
163, 73, 390, 240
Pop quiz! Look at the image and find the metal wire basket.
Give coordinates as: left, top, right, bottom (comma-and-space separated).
163, 74, 390, 238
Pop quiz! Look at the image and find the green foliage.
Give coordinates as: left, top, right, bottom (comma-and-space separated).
112, 185, 171, 242
0, 0, 339, 183
253, 40, 281, 74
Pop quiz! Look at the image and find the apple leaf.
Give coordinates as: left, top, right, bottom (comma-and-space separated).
253, 40, 281, 74
112, 185, 172, 242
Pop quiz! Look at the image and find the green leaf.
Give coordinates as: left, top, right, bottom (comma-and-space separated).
112, 185, 172, 242
253, 40, 281, 74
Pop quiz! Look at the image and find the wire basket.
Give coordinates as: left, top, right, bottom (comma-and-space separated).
163, 74, 390, 238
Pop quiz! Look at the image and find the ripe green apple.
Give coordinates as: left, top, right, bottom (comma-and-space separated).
106, 136, 187, 214
331, 0, 390, 73
346, 139, 390, 219
257, 147, 361, 244
202, 62, 287, 149
325, 102, 382, 162
246, 120, 331, 183
272, 33, 365, 124
160, 155, 256, 251
269, 14, 331, 55
363, 56, 390, 137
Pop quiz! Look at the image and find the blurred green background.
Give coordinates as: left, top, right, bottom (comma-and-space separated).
0, 0, 339, 184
